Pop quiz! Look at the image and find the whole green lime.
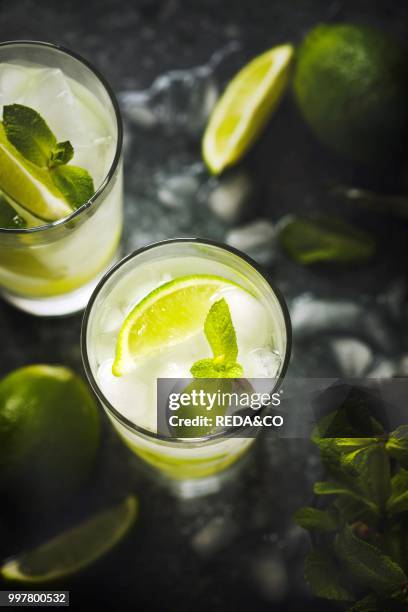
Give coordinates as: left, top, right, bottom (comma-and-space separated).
293, 23, 408, 162
0, 365, 100, 507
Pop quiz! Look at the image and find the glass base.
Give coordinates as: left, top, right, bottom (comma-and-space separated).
145, 448, 252, 500
1, 251, 121, 317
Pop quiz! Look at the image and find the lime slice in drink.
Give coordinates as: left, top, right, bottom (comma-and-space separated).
202, 44, 294, 174
1, 496, 138, 583
0, 124, 72, 222
113, 274, 242, 376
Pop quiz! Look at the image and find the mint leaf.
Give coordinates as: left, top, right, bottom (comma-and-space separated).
314, 482, 379, 516
386, 426, 408, 469
278, 217, 376, 265
314, 438, 380, 496
190, 298, 243, 379
224, 363, 244, 377
312, 387, 385, 442
305, 549, 354, 601
334, 495, 377, 524
387, 470, 408, 516
204, 298, 238, 363
190, 359, 243, 378
3, 104, 57, 167
51, 166, 94, 209
294, 506, 338, 532
190, 359, 222, 378
335, 525, 407, 596
314, 481, 360, 497
342, 444, 391, 510
348, 594, 383, 611
50, 140, 74, 167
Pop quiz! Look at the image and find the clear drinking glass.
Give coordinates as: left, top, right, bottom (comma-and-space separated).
0, 41, 123, 316
82, 240, 292, 495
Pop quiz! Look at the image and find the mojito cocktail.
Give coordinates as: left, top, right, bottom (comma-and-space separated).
0, 41, 122, 315
83, 240, 291, 489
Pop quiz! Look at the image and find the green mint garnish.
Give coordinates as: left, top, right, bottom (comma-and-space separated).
51, 165, 94, 209
49, 140, 74, 167
3, 104, 75, 169
190, 298, 243, 378
1, 104, 94, 211
278, 216, 376, 265
3, 104, 57, 168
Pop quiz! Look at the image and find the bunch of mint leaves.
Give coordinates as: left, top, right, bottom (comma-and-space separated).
2, 104, 94, 210
294, 388, 408, 611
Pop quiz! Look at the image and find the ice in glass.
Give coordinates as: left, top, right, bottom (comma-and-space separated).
0, 42, 123, 315
82, 240, 291, 490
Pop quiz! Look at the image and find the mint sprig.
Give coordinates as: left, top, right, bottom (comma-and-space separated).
3, 104, 74, 169
294, 388, 408, 610
2, 104, 94, 210
190, 298, 243, 378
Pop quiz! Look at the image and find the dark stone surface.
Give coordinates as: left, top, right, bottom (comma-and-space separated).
1, 1, 408, 610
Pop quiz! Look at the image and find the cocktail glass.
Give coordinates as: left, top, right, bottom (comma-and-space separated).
82, 239, 291, 495
0, 41, 123, 316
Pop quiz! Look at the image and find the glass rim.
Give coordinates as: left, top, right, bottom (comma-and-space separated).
0, 39, 123, 235
81, 238, 293, 445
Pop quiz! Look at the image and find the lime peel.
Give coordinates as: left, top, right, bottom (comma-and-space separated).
1, 496, 137, 583
203, 43, 294, 174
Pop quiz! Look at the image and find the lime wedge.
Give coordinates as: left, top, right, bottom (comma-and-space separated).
113, 274, 242, 376
1, 496, 137, 583
0, 124, 72, 222
203, 44, 294, 174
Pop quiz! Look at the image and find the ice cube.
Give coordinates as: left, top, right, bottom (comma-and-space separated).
0, 63, 33, 107
330, 338, 373, 377
220, 287, 271, 349
290, 295, 362, 339
378, 279, 407, 321
97, 359, 150, 423
250, 555, 288, 603
157, 173, 200, 209
95, 332, 117, 364
398, 355, 408, 376
156, 360, 190, 379
226, 219, 276, 265
73, 136, 114, 187
209, 171, 253, 223
120, 66, 218, 135
192, 517, 237, 558
23, 68, 78, 141
98, 303, 126, 334
366, 359, 397, 379
246, 348, 282, 378
291, 294, 398, 353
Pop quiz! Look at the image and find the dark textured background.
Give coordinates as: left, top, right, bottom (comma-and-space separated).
1, 1, 408, 610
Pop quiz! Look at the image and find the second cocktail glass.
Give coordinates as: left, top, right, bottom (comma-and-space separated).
82, 239, 291, 494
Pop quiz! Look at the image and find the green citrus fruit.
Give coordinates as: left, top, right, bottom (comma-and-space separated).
203, 44, 294, 174
293, 23, 408, 162
0, 365, 100, 506
113, 274, 244, 376
1, 496, 137, 583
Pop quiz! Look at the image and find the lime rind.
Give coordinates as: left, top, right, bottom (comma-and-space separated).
1, 496, 137, 583
112, 274, 245, 377
203, 43, 294, 174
